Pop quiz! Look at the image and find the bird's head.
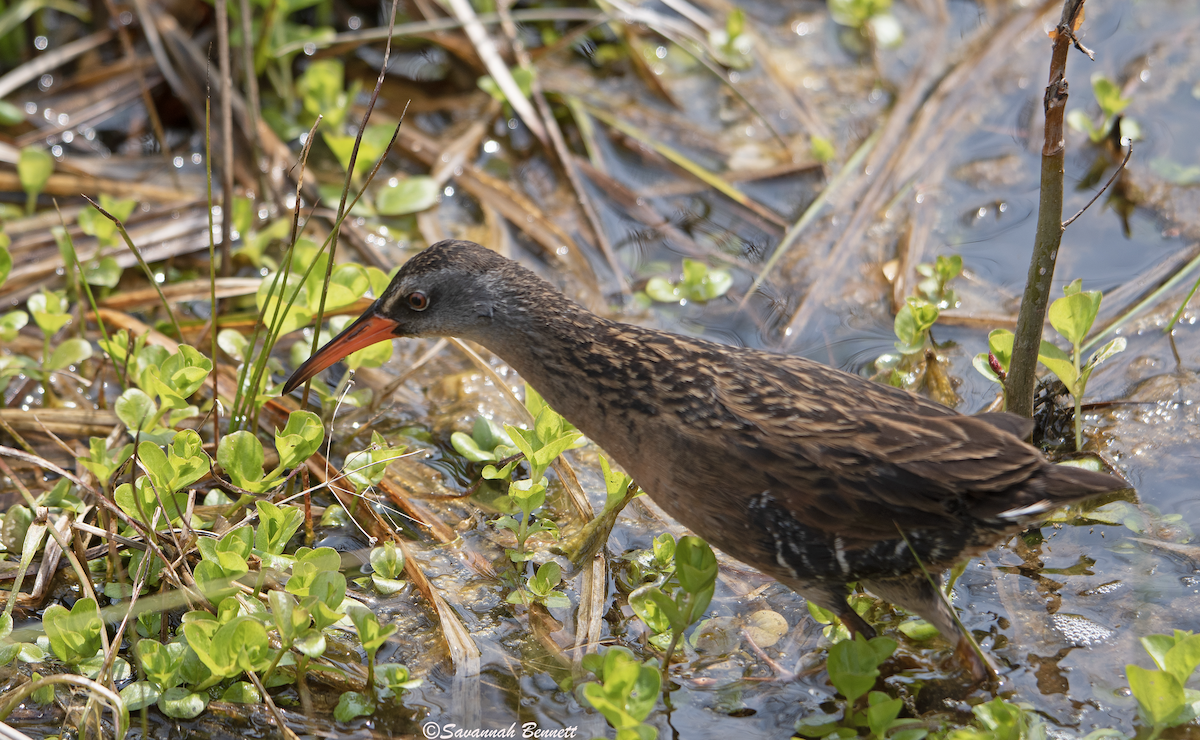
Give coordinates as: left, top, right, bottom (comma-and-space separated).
282, 240, 521, 394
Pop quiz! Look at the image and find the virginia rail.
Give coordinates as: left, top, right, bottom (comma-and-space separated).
284, 240, 1124, 679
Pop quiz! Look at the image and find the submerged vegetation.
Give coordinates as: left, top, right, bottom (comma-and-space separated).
0, 0, 1198, 736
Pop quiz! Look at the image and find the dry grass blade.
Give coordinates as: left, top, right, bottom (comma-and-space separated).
97, 277, 261, 310
582, 103, 787, 228
489, 3, 630, 296
273, 9, 602, 56
574, 555, 607, 661
0, 171, 192, 202
0, 29, 112, 99
0, 409, 119, 437
444, 0, 547, 144
303, 452, 483, 676
740, 128, 879, 310
572, 155, 709, 259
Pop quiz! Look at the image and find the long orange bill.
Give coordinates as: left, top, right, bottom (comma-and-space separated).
282, 310, 401, 394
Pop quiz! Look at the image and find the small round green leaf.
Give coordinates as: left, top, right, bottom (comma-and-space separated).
46, 337, 93, 371
376, 176, 438, 216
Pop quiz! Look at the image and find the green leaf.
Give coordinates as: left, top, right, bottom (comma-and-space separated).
218, 431, 266, 491
255, 500, 304, 555
581, 647, 660, 731
1087, 332, 1126, 368
257, 272, 312, 336
1163, 634, 1200, 686
158, 687, 208, 719
1048, 288, 1101, 346
0, 310, 27, 343
167, 429, 209, 491
0, 99, 24, 125
1142, 633, 1185, 671
0, 504, 32, 554
376, 176, 438, 215
629, 586, 674, 634
217, 329, 248, 361
452, 430, 496, 462
971, 698, 1024, 739
827, 634, 881, 705
334, 690, 375, 722
298, 59, 353, 129
119, 681, 160, 712
0, 244, 11, 287
274, 410, 324, 470
810, 135, 836, 163
375, 662, 422, 698
17, 146, 53, 212
308, 263, 370, 314
1092, 74, 1131, 118
29, 673, 55, 704
138, 440, 173, 495
675, 536, 717, 598
43, 597, 103, 664
828, 0, 892, 28
477, 66, 535, 104
988, 329, 1014, 371
867, 691, 903, 738
295, 628, 327, 658
528, 560, 561, 595
349, 605, 397, 657
28, 289, 70, 336
324, 124, 394, 182
1037, 340, 1078, 392
1127, 665, 1185, 728
84, 256, 122, 287
115, 388, 157, 432
221, 681, 262, 703
45, 337, 92, 371
893, 298, 939, 354
370, 541, 405, 580
212, 616, 271, 674
644, 276, 681, 303
137, 639, 186, 690
897, 619, 939, 641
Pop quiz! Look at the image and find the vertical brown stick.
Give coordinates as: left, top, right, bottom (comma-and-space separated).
1004, 0, 1089, 421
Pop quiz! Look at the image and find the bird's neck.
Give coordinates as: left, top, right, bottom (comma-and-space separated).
460, 284, 657, 455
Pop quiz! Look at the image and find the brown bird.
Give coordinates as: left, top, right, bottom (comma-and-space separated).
284, 240, 1124, 679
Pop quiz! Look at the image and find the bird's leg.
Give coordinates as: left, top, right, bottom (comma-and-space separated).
838, 607, 876, 639
863, 574, 992, 683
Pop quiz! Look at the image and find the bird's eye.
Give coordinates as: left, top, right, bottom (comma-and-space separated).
407, 291, 429, 311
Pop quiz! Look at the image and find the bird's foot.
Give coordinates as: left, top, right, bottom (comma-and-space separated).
955, 635, 995, 685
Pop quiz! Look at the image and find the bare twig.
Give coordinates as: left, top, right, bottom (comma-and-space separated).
1061, 143, 1132, 228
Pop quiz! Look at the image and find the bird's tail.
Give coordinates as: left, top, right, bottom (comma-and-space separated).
995, 462, 1128, 521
